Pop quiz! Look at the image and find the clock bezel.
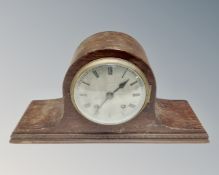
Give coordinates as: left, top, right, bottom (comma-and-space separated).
70, 57, 151, 125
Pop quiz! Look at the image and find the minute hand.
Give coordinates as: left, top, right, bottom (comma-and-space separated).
113, 79, 129, 94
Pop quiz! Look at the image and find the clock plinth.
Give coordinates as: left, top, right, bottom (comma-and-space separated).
10, 31, 208, 143
10, 98, 208, 143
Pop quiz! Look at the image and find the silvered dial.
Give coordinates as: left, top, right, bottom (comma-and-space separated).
70, 58, 150, 125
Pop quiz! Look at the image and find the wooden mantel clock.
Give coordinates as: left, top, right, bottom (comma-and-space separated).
10, 31, 209, 143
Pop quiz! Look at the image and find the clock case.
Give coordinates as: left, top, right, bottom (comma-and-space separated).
10, 31, 208, 143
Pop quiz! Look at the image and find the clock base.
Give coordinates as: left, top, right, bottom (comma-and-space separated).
10, 98, 208, 143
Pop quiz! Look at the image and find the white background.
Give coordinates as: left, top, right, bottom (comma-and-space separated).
0, 1, 218, 175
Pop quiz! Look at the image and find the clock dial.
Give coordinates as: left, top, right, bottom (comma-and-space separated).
70, 58, 150, 125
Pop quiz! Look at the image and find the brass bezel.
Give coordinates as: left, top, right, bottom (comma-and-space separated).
70, 57, 151, 125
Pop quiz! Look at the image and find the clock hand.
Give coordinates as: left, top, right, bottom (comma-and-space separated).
94, 79, 129, 115
98, 96, 109, 109
113, 79, 129, 94
94, 93, 110, 115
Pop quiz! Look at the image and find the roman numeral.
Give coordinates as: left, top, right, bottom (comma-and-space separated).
82, 81, 90, 86
130, 80, 137, 86
80, 93, 87, 97
120, 104, 126, 109
128, 103, 136, 108
108, 66, 113, 75
92, 70, 99, 78
122, 68, 128, 78
84, 103, 91, 108
132, 93, 140, 97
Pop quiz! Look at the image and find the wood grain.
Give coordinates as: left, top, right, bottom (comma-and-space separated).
10, 98, 208, 143
10, 31, 208, 143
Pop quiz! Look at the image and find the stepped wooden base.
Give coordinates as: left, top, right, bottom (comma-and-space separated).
10, 98, 208, 143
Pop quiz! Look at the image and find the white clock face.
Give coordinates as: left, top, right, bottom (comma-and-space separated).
70, 58, 150, 125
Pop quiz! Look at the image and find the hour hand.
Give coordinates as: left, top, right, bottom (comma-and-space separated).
113, 79, 129, 93
119, 79, 129, 88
